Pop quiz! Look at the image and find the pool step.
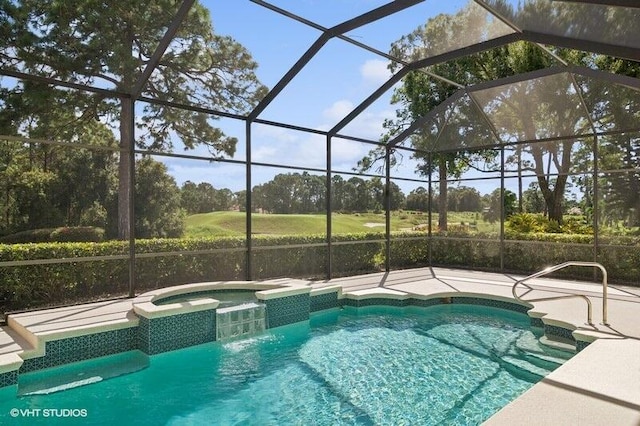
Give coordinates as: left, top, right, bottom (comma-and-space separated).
539, 335, 576, 353
515, 333, 572, 367
517, 332, 573, 356
500, 332, 576, 382
519, 350, 566, 370
501, 356, 550, 382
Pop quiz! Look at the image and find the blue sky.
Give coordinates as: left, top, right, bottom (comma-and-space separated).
162, 0, 477, 194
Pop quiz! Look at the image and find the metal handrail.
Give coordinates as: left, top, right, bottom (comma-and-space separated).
512, 261, 609, 326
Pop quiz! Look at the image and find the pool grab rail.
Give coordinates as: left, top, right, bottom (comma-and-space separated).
511, 261, 609, 326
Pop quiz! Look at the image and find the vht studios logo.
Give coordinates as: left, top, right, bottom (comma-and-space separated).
10, 408, 88, 418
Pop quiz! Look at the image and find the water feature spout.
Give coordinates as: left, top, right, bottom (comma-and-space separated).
216, 302, 266, 340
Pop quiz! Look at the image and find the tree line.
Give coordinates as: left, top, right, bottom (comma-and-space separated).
0, 133, 631, 241
1, 0, 638, 241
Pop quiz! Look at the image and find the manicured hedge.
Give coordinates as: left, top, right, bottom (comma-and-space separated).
0, 227, 105, 244
0, 231, 637, 315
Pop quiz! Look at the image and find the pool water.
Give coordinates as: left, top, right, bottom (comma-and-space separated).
154, 290, 258, 307
0, 305, 572, 425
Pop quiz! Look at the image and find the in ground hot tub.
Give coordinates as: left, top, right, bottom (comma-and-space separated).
132, 280, 314, 350
153, 289, 258, 308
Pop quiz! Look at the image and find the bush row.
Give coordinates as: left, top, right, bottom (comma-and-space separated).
0, 232, 637, 315
0, 227, 105, 244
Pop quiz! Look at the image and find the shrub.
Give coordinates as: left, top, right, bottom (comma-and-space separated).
0, 229, 56, 244
561, 216, 593, 234
50, 227, 105, 242
506, 213, 547, 233
0, 231, 637, 316
507, 213, 593, 235
80, 202, 108, 228
0, 227, 105, 244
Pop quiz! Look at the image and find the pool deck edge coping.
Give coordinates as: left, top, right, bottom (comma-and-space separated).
7, 314, 139, 361
0, 353, 23, 375
309, 285, 343, 297
344, 288, 409, 300
255, 285, 310, 300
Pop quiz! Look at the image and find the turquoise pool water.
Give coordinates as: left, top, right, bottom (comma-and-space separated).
0, 305, 571, 425
154, 290, 258, 307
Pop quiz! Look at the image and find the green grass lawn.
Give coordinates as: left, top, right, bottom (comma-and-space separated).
185, 211, 499, 237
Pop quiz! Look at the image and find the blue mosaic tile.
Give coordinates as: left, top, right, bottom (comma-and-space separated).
410, 298, 440, 308
310, 292, 339, 312
341, 298, 409, 308
544, 324, 575, 343
0, 370, 18, 388
265, 294, 310, 329
530, 317, 544, 328
451, 297, 530, 314
576, 340, 591, 352
148, 333, 213, 354
19, 327, 138, 374
138, 309, 216, 355
266, 294, 309, 314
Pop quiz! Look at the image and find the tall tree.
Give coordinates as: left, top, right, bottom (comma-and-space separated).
406, 186, 429, 212
361, 4, 530, 230
1, 0, 267, 238
522, 182, 546, 214
0, 86, 118, 234
484, 188, 517, 224
369, 1, 608, 226
134, 157, 185, 238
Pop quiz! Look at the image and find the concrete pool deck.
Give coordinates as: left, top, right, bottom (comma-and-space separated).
1, 267, 639, 424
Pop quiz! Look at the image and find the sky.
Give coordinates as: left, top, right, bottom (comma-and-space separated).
159, 0, 467, 195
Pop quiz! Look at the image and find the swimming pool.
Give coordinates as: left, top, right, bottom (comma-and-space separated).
1, 304, 572, 425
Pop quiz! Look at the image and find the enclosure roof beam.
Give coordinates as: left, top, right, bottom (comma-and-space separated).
139, 95, 382, 146
131, 0, 196, 98
0, 68, 128, 98
474, 0, 522, 34
331, 24, 640, 140
388, 66, 640, 151
475, 0, 640, 61
386, 90, 467, 149
253, 0, 464, 90
474, 0, 569, 67
522, 31, 640, 62
328, 33, 521, 137
247, 0, 424, 121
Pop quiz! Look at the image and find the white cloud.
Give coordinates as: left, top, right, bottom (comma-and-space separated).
253, 123, 299, 143
360, 59, 392, 85
322, 100, 354, 123
252, 145, 279, 162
